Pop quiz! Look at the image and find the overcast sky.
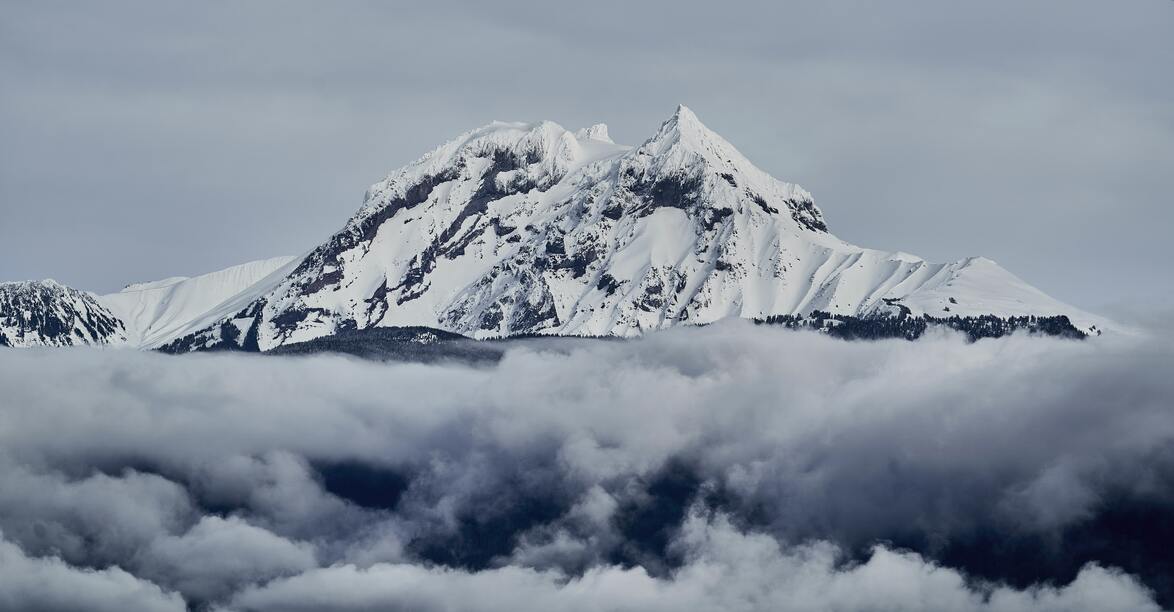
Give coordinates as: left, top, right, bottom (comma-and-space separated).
1, 1, 1171, 313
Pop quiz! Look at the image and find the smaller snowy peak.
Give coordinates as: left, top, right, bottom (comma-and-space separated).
0, 280, 126, 348
575, 123, 612, 143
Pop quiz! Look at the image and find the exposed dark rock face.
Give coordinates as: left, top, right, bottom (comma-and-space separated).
394, 149, 540, 305
597, 274, 622, 296
625, 169, 705, 217
701, 206, 734, 231
295, 167, 462, 298
364, 281, 392, 327
749, 191, 779, 215
512, 285, 561, 331
786, 198, 828, 232
272, 307, 331, 342
157, 300, 268, 354
478, 305, 504, 332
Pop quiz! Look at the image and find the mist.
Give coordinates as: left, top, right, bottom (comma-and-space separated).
0, 322, 1171, 611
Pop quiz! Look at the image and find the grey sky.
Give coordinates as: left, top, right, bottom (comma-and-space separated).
1, 1, 1171, 312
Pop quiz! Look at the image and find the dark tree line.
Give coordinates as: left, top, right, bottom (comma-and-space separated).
755, 311, 1086, 341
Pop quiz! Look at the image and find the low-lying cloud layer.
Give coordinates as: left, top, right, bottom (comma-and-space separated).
0, 322, 1171, 611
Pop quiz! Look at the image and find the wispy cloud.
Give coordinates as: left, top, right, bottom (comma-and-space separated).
0, 324, 1171, 609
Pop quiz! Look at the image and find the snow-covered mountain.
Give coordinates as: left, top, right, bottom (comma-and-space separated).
1, 106, 1102, 351
159, 105, 1100, 352
0, 280, 126, 347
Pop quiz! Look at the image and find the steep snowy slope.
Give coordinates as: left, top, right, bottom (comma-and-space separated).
99, 256, 296, 347
0, 280, 126, 347
163, 105, 1101, 353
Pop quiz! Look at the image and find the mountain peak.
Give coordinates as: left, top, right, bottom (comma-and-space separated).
653, 104, 717, 144
632, 106, 817, 222
641, 104, 760, 173
670, 103, 701, 127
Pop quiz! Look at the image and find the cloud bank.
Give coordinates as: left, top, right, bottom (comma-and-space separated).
0, 322, 1171, 610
